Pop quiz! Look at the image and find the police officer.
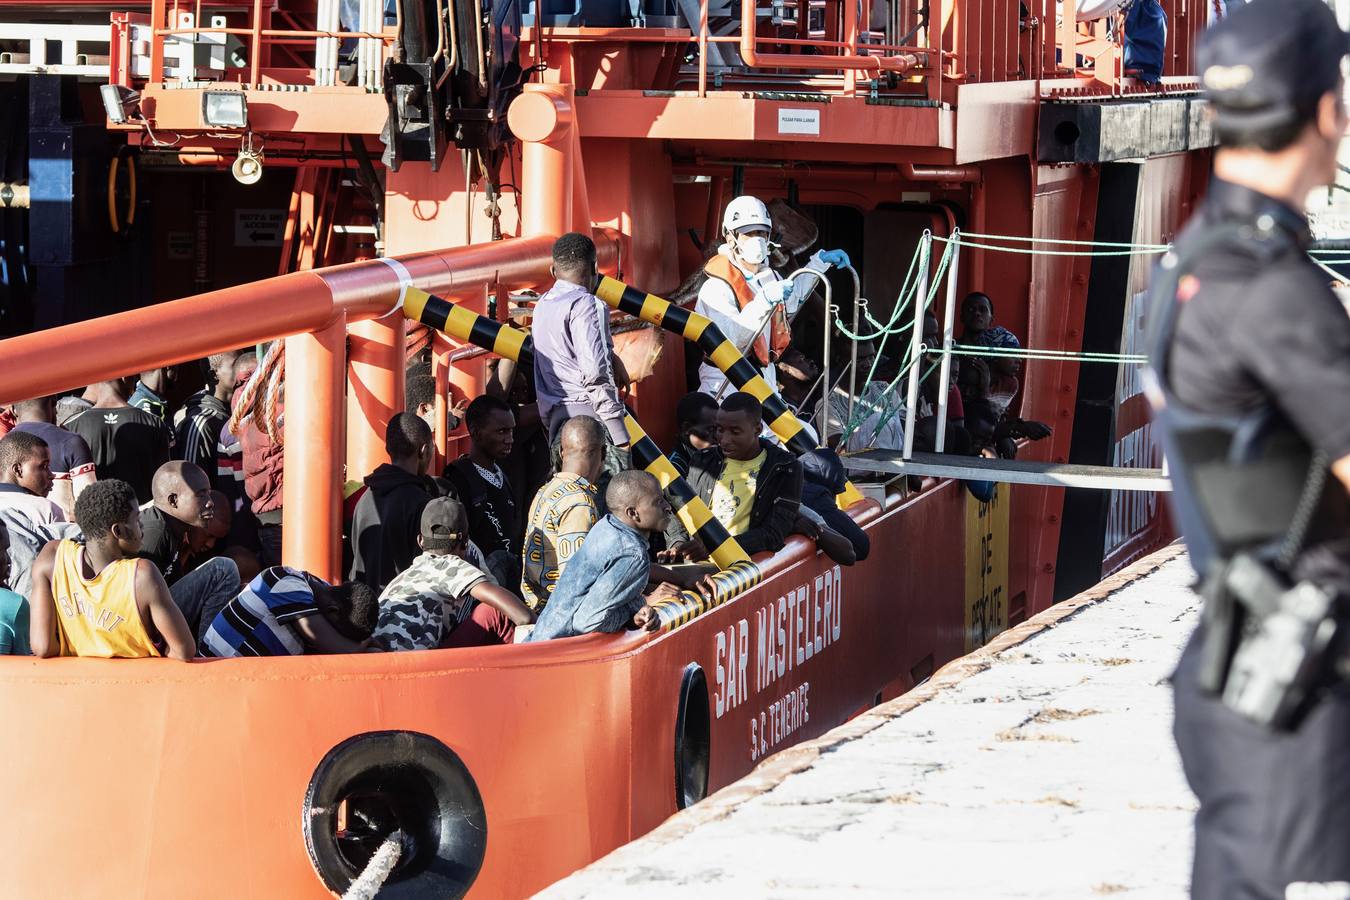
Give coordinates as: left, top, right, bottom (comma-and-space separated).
1155, 1, 1350, 897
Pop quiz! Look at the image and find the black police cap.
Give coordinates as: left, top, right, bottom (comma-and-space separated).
1198, 0, 1350, 133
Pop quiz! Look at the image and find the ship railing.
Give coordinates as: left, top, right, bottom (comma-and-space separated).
676, 0, 1208, 99
111, 0, 393, 92
823, 227, 1176, 493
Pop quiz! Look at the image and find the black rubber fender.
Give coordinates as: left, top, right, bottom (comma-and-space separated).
674, 663, 711, 810
303, 731, 487, 899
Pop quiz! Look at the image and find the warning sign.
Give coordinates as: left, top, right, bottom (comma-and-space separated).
166, 230, 192, 261
234, 208, 286, 247
964, 483, 1009, 652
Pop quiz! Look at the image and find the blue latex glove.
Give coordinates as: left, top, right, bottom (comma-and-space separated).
763, 280, 794, 305
819, 249, 851, 269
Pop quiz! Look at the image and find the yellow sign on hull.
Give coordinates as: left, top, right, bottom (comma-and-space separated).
964, 484, 1009, 652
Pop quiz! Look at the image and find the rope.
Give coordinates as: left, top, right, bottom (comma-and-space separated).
943, 343, 1148, 364
834, 238, 954, 342
839, 241, 952, 437
841, 356, 942, 448
1310, 257, 1348, 282
228, 340, 285, 441
261, 352, 286, 443
954, 230, 1170, 250
341, 830, 404, 900
930, 235, 1168, 257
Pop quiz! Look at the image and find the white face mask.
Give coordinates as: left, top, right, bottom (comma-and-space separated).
736, 234, 770, 265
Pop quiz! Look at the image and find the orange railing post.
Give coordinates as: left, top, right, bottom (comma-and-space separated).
928, 0, 944, 103
282, 314, 347, 582
346, 312, 407, 484
149, 0, 167, 82
432, 330, 454, 470
249, 0, 263, 88
1059, 0, 1077, 74
698, 0, 710, 97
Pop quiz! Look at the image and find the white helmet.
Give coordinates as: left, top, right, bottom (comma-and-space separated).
722, 195, 772, 235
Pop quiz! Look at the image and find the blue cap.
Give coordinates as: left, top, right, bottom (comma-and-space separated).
1198, 0, 1350, 132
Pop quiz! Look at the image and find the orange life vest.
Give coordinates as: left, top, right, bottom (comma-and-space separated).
703, 255, 792, 367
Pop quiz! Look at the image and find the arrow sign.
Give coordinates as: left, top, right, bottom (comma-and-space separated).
234, 208, 285, 247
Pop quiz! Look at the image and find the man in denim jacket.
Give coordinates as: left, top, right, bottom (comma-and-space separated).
528, 471, 711, 641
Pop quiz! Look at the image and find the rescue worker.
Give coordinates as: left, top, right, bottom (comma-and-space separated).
695, 196, 849, 398
1149, 2, 1350, 897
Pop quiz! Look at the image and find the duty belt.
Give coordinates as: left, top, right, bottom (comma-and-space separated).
1145, 217, 1343, 730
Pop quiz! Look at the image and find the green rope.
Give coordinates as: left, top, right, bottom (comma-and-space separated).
931, 235, 1168, 257
833, 238, 953, 342
1310, 257, 1347, 282
957, 230, 1170, 250
857, 243, 920, 335
847, 356, 944, 447
840, 240, 954, 438
944, 344, 1148, 364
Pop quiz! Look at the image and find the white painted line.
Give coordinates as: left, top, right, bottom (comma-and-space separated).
375, 256, 413, 315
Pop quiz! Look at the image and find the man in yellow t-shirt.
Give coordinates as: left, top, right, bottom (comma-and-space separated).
710, 447, 764, 537
666, 392, 803, 556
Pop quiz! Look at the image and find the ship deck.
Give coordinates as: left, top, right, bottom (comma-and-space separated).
541, 544, 1199, 898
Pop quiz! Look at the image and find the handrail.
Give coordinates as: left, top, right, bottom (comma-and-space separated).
0, 234, 587, 406
138, 0, 397, 90
736, 0, 922, 74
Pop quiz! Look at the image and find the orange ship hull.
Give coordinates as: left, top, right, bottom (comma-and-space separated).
0, 475, 1106, 898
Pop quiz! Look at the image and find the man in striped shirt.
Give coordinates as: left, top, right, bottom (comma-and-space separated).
175, 351, 241, 490
198, 566, 378, 657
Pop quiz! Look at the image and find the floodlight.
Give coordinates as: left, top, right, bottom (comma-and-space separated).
202, 91, 248, 129
100, 84, 141, 125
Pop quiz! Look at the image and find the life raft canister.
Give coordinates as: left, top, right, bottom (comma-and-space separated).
703, 255, 791, 367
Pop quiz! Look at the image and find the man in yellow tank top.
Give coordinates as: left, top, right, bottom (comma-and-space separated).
29, 479, 195, 659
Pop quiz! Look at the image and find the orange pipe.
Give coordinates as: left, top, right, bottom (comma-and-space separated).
283, 313, 347, 581
345, 313, 406, 482
569, 125, 592, 235
898, 162, 981, 183
738, 0, 919, 73
432, 330, 453, 471
704, 175, 726, 247
0, 235, 560, 406
508, 85, 574, 237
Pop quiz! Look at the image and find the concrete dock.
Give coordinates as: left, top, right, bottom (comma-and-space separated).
541, 546, 1200, 898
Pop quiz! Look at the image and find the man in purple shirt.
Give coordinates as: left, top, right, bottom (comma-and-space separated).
531, 233, 631, 450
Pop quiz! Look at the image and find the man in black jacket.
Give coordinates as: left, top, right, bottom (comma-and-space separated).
666, 393, 802, 557
350, 413, 447, 590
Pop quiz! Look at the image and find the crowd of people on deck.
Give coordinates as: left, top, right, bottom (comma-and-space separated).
0, 195, 1049, 660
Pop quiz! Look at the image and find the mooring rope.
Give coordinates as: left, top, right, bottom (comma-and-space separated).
228, 339, 285, 441
341, 830, 404, 900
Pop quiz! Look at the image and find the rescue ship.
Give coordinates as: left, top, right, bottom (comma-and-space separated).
0, 0, 1206, 895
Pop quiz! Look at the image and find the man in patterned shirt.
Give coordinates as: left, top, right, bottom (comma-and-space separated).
197, 566, 376, 657
373, 498, 535, 650
521, 415, 604, 611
